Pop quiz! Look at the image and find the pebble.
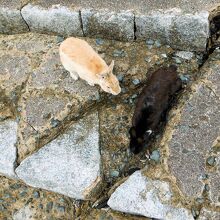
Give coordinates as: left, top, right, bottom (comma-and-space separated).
57, 205, 65, 212
96, 38, 104, 45
204, 184, 210, 191
161, 54, 167, 58
110, 170, 119, 177
206, 156, 216, 166
147, 45, 153, 50
173, 57, 182, 64
33, 191, 40, 198
132, 79, 140, 85
175, 51, 194, 60
50, 118, 60, 128
112, 49, 126, 57
155, 40, 161, 48
150, 150, 160, 162
117, 74, 124, 82
145, 57, 151, 63
19, 191, 27, 197
56, 36, 64, 44
180, 74, 190, 83
46, 202, 53, 212
145, 39, 154, 45
196, 197, 204, 204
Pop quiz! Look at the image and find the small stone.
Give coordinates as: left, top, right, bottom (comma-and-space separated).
150, 150, 160, 162
147, 45, 153, 50
132, 79, 140, 85
131, 94, 138, 99
117, 74, 124, 82
46, 202, 53, 212
110, 170, 120, 177
112, 49, 126, 57
57, 205, 65, 212
196, 198, 204, 204
175, 51, 194, 60
145, 57, 151, 63
33, 191, 40, 198
206, 156, 216, 166
173, 57, 182, 64
145, 39, 154, 45
57, 36, 64, 44
180, 74, 190, 83
50, 118, 60, 128
204, 184, 210, 192
96, 38, 104, 45
19, 191, 27, 197
161, 54, 167, 58
155, 40, 161, 48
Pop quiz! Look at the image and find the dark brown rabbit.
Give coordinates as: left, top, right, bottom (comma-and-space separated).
129, 65, 182, 154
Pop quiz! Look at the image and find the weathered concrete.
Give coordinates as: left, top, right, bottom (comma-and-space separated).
16, 112, 101, 200
0, 176, 75, 219
0, 0, 29, 34
108, 171, 194, 220
164, 49, 220, 201
21, 3, 83, 36
0, 120, 18, 179
81, 9, 134, 41
198, 208, 220, 220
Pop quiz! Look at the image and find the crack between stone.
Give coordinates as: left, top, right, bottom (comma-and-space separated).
19, 6, 30, 32
134, 13, 137, 40
79, 10, 85, 37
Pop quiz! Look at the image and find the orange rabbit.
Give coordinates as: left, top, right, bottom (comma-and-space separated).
59, 37, 121, 95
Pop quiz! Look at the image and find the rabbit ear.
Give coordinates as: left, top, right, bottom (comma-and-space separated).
108, 60, 115, 71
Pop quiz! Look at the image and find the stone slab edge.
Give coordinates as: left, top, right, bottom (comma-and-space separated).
0, 2, 213, 51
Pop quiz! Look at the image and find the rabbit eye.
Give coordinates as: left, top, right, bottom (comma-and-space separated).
107, 86, 110, 89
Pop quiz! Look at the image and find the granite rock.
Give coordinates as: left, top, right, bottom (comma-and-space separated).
108, 171, 194, 220
16, 112, 101, 200
166, 50, 220, 200
0, 0, 29, 34
81, 9, 134, 41
21, 4, 83, 36
0, 120, 18, 179
136, 9, 209, 51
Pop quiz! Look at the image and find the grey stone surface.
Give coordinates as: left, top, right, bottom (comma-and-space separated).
136, 9, 209, 51
21, 4, 83, 36
33, 0, 220, 13
108, 171, 194, 220
0, 0, 29, 34
81, 9, 134, 41
198, 208, 220, 220
13, 205, 35, 220
167, 50, 220, 199
0, 120, 18, 179
16, 112, 101, 200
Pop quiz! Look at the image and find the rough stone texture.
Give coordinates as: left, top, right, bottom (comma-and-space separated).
166, 50, 220, 201
0, 120, 18, 179
0, 0, 29, 34
13, 205, 36, 220
99, 103, 135, 183
198, 208, 220, 220
16, 112, 101, 200
108, 171, 194, 220
81, 9, 134, 41
136, 9, 209, 51
43, 0, 219, 13
21, 3, 83, 36
0, 50, 32, 99
79, 208, 151, 220
0, 176, 75, 219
